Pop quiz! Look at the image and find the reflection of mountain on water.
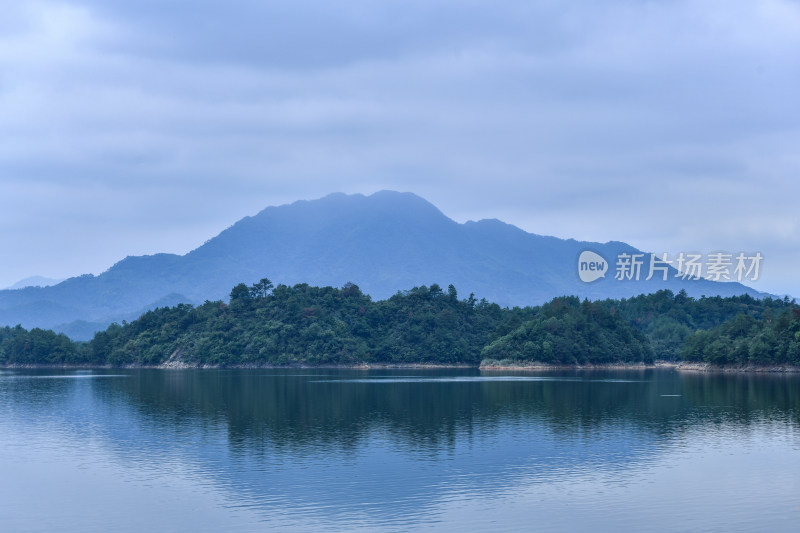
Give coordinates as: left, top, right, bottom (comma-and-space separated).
92, 370, 672, 523
3, 369, 799, 526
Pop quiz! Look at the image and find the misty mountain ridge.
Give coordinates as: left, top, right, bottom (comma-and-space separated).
5, 276, 65, 290
0, 191, 766, 340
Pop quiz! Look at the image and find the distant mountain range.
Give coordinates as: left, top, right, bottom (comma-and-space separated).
4, 276, 64, 290
0, 191, 765, 340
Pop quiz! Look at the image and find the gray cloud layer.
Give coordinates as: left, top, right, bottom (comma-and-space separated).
1, 0, 799, 295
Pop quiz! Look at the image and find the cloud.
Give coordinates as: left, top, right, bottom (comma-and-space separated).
0, 0, 798, 296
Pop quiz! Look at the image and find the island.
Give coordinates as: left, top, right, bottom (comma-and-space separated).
1, 279, 798, 371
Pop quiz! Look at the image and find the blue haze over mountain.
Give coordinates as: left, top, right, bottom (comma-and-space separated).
0, 191, 763, 339
4, 276, 64, 290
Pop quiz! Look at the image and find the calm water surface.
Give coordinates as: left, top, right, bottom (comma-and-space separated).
0, 368, 798, 532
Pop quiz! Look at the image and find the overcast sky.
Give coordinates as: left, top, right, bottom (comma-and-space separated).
1, 0, 798, 296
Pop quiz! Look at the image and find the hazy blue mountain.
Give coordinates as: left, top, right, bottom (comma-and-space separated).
4, 275, 64, 290
0, 191, 765, 340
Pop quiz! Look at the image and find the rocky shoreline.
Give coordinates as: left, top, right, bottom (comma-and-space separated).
3, 360, 800, 373
665, 362, 800, 373
478, 360, 800, 373
479, 360, 657, 371
157, 361, 476, 370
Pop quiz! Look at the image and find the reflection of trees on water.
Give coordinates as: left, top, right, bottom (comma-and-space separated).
4, 369, 798, 527
103, 369, 800, 453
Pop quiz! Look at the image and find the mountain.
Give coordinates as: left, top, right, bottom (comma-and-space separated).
4, 276, 64, 290
0, 191, 766, 340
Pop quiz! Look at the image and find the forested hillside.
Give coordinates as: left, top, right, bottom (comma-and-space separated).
0, 281, 795, 368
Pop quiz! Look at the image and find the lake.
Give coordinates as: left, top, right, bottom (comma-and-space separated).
0, 368, 798, 532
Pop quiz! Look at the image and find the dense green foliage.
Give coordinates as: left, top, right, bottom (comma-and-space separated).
92, 282, 524, 366
0, 281, 796, 367
482, 297, 654, 365
596, 290, 793, 360
682, 308, 800, 366
0, 325, 85, 365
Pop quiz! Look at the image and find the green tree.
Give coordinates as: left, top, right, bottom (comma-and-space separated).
230, 283, 251, 302
249, 278, 274, 299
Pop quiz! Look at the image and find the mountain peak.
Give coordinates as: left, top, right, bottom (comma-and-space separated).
310, 190, 444, 214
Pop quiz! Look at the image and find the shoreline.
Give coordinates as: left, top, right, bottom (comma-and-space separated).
2, 360, 800, 373
479, 361, 660, 371
478, 361, 800, 373
0, 362, 477, 371
665, 362, 800, 373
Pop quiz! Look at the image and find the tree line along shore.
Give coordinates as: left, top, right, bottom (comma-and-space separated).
1, 279, 798, 370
